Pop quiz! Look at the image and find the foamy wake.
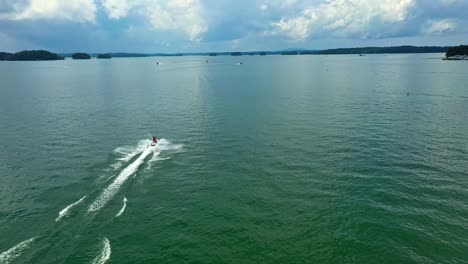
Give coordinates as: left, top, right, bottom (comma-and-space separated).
91, 238, 111, 264
111, 141, 149, 170
148, 139, 183, 168
156, 139, 183, 152
0, 237, 36, 264
88, 140, 157, 213
56, 195, 87, 222
147, 151, 161, 169
115, 197, 127, 217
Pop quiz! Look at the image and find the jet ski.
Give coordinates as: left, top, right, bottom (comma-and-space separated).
150, 136, 158, 146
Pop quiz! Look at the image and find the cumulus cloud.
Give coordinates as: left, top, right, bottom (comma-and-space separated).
267, 0, 416, 41
99, 0, 467, 46
424, 19, 457, 35
100, 0, 207, 41
144, 0, 207, 41
0, 0, 467, 51
101, 0, 135, 19
0, 0, 96, 23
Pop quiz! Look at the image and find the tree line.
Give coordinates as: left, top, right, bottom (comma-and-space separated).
0, 50, 112, 60
446, 45, 468, 57
0, 50, 63, 61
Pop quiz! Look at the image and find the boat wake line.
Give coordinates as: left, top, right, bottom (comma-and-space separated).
115, 197, 127, 217
88, 145, 153, 213
111, 140, 150, 171
90, 238, 111, 264
0, 139, 182, 263
56, 195, 87, 222
0, 237, 36, 264
88, 138, 182, 213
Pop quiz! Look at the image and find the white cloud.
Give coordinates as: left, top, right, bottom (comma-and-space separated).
0, 0, 207, 41
268, 0, 415, 41
100, 0, 207, 41
270, 12, 317, 41
424, 19, 457, 35
282, 0, 298, 8
101, 0, 135, 19
146, 0, 207, 41
1, 0, 467, 51
0, 0, 96, 23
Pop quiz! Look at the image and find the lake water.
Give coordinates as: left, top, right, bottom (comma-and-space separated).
0, 54, 467, 264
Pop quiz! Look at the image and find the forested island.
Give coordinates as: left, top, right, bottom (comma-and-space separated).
72, 52, 91, 59
97, 54, 111, 59
0, 50, 63, 61
0, 52, 11, 60
444, 45, 468, 60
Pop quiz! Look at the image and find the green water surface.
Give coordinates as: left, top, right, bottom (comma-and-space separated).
0, 54, 467, 263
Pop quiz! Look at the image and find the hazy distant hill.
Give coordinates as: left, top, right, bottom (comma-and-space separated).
184, 46, 449, 56
97, 54, 111, 59
300, 46, 448, 55
99, 53, 146, 58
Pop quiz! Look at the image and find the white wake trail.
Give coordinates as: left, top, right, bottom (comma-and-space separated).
147, 139, 183, 168
111, 141, 149, 170
115, 197, 127, 217
0, 237, 36, 264
147, 151, 161, 169
156, 139, 183, 152
56, 195, 87, 222
88, 146, 155, 213
91, 238, 111, 264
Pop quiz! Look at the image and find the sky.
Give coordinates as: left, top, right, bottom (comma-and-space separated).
0, 0, 467, 53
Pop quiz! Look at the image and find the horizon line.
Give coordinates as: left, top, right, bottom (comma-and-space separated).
2, 44, 460, 55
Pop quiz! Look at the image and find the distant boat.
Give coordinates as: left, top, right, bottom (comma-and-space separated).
359, 54, 365, 56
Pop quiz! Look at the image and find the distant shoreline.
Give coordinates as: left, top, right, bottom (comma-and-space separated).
68, 46, 449, 57
0, 46, 453, 61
